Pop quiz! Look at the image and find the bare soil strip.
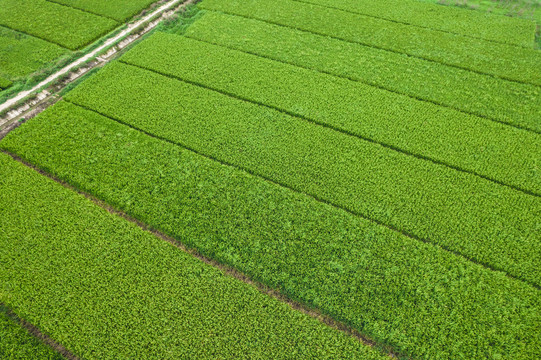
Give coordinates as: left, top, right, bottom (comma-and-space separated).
1, 302, 80, 360
2, 149, 401, 359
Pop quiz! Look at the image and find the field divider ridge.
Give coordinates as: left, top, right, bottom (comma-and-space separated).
201, 8, 540, 88
0, 148, 400, 359
183, 32, 541, 136
0, 302, 80, 360
61, 98, 540, 291
119, 60, 541, 199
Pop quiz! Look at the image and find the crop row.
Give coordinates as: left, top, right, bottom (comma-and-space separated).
292, 0, 536, 47
0, 304, 64, 359
185, 11, 541, 133
198, 0, 541, 86
121, 34, 541, 196
47, 0, 157, 22
0, 151, 385, 360
65, 61, 541, 286
0, 26, 69, 82
0, 0, 118, 50
3, 101, 539, 360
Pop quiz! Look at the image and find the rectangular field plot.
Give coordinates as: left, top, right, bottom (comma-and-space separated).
0, 26, 69, 81
185, 11, 541, 133
0, 152, 387, 360
0, 0, 118, 50
47, 0, 158, 22
121, 34, 541, 196
296, 0, 537, 47
199, 0, 541, 86
2, 101, 539, 360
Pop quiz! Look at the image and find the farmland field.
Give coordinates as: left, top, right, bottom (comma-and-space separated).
1, 0, 540, 359
0, 0, 162, 93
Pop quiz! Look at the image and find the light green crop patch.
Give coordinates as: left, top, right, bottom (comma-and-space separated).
1, 101, 539, 359
0, 26, 69, 80
0, 305, 64, 360
198, 0, 541, 86
185, 11, 541, 133
121, 35, 541, 196
295, 0, 537, 47
47, 0, 157, 22
0, 152, 387, 360
0, 0, 118, 50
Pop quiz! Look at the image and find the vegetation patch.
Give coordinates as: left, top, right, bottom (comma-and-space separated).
0, 151, 387, 360
2, 102, 539, 359
198, 0, 541, 85
185, 11, 541, 132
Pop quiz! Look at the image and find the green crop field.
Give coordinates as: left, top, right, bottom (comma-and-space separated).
1, 0, 540, 359
0, 0, 160, 93
47, 0, 158, 22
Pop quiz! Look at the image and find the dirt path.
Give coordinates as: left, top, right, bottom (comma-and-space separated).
0, 0, 190, 115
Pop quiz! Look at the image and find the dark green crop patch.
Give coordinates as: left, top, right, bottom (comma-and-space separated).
2, 99, 539, 360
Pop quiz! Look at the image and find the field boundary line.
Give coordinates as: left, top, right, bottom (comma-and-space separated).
184, 34, 541, 136
0, 302, 80, 360
1, 150, 401, 360
290, 0, 535, 49
60, 100, 541, 291
120, 60, 541, 199
203, 9, 541, 88
44, 0, 121, 21
0, 0, 194, 115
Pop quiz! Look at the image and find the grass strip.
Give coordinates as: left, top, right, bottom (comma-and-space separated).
46, 0, 157, 22
2, 101, 540, 359
0, 151, 387, 360
184, 11, 541, 133
292, 0, 536, 47
0, 305, 65, 360
0, 0, 118, 50
0, 26, 69, 80
198, 0, 541, 86
120, 34, 541, 197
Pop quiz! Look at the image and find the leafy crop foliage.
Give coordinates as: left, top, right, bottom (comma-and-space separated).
185, 11, 541, 133
0, 152, 386, 360
0, 26, 68, 81
0, 0, 118, 50
198, 0, 541, 86
121, 35, 541, 197
2, 102, 539, 359
47, 0, 157, 22
63, 61, 541, 287
0, 305, 64, 360
0, 75, 11, 89
293, 0, 536, 47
